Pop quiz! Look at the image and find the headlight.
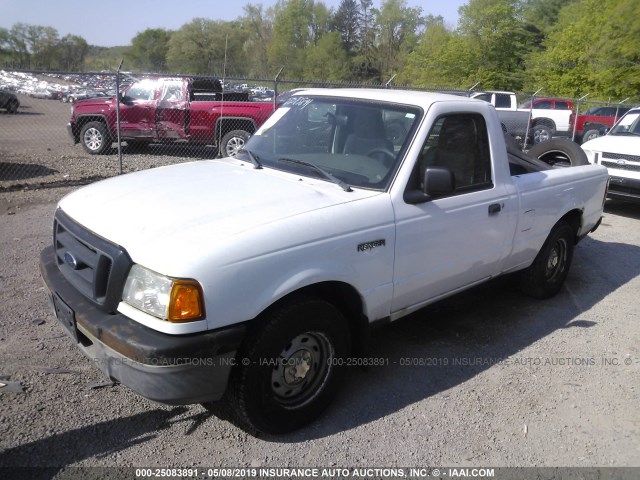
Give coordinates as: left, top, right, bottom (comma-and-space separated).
582, 149, 597, 164
122, 265, 204, 322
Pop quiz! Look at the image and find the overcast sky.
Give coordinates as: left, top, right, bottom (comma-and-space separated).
1, 0, 466, 47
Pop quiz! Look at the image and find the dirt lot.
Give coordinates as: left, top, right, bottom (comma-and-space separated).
1, 96, 639, 477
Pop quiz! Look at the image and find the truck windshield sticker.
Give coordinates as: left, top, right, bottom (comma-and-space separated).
284, 97, 313, 109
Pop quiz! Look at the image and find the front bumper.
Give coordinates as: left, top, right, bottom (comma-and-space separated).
607, 176, 640, 203
39, 245, 246, 405
66, 122, 78, 144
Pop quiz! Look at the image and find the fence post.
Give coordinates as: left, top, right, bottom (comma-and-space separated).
273, 66, 284, 111
524, 88, 542, 149
572, 93, 589, 142
115, 59, 124, 174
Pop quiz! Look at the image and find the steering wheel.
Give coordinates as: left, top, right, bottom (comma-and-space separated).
366, 148, 396, 166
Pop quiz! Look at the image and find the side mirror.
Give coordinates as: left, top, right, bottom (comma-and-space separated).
404, 167, 456, 204
423, 167, 455, 197
599, 127, 608, 136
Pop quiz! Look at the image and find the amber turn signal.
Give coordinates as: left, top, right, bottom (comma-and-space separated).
168, 280, 205, 322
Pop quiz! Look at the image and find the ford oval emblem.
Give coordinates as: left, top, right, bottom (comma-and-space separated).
63, 251, 79, 270
616, 159, 626, 166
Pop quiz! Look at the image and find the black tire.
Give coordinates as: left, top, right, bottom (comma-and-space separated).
220, 129, 250, 158
80, 121, 111, 154
532, 124, 553, 144
519, 221, 575, 299
528, 138, 589, 168
581, 129, 600, 144
228, 296, 351, 434
7, 99, 19, 114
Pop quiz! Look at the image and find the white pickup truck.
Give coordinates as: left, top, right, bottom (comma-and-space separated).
40, 89, 608, 434
471, 91, 573, 144
581, 105, 640, 202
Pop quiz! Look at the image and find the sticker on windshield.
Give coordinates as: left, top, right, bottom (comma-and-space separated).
284, 97, 314, 109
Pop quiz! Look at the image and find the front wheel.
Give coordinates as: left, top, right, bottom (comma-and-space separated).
80, 121, 111, 154
519, 221, 575, 299
220, 129, 250, 158
581, 129, 600, 144
228, 296, 351, 434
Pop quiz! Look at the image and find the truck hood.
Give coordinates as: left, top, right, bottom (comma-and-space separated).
581, 135, 640, 154
73, 96, 114, 110
58, 160, 378, 273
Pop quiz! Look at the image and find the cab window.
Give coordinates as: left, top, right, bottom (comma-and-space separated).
414, 113, 493, 194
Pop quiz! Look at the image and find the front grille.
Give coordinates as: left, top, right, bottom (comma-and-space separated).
54, 209, 132, 313
602, 152, 640, 163
601, 161, 640, 172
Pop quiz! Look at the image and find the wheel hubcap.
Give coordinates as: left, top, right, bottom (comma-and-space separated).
225, 136, 245, 157
545, 239, 567, 281
271, 331, 333, 406
84, 128, 103, 151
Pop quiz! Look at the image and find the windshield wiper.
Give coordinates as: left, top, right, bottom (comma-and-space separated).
278, 157, 352, 192
238, 148, 262, 169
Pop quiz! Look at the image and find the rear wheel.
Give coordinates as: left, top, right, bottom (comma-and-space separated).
581, 129, 600, 144
220, 129, 250, 157
80, 121, 111, 154
228, 296, 350, 434
528, 138, 589, 167
520, 221, 575, 299
532, 124, 552, 144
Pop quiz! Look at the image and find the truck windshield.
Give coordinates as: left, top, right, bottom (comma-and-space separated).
241, 95, 421, 191
609, 111, 640, 136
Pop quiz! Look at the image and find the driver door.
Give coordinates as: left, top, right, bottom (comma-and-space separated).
119, 79, 159, 139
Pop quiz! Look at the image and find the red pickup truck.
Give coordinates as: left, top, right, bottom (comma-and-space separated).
570, 106, 630, 144
67, 77, 276, 156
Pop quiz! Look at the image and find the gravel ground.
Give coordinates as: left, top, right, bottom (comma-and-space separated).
1, 96, 639, 477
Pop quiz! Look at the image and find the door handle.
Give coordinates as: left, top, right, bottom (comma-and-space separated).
488, 203, 502, 215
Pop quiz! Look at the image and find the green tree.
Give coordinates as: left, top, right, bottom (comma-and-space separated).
166, 18, 247, 75
457, 0, 534, 90
521, 0, 579, 34
526, 0, 640, 98
268, 0, 316, 79
332, 0, 361, 55
127, 28, 172, 72
57, 35, 88, 71
241, 4, 274, 77
375, 0, 424, 77
399, 22, 474, 89
304, 31, 350, 80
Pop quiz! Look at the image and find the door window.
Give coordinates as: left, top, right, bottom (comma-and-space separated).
416, 113, 493, 194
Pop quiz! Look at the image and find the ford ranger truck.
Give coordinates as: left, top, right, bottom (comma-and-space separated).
41, 89, 609, 434
581, 106, 640, 202
66, 77, 276, 157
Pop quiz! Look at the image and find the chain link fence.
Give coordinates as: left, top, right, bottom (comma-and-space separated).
1, 69, 638, 192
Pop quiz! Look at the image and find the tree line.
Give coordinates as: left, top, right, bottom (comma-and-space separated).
1, 0, 638, 100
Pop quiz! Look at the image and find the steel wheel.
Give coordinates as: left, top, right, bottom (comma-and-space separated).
271, 331, 333, 407
228, 296, 350, 434
544, 237, 568, 283
520, 221, 575, 299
